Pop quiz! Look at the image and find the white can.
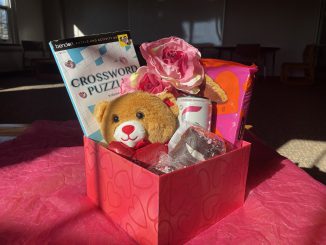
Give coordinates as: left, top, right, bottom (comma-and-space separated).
176, 97, 212, 131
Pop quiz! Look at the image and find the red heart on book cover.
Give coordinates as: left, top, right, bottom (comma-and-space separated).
64, 60, 75, 68
79, 92, 87, 98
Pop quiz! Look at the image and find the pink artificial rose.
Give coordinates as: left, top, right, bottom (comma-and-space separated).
120, 76, 137, 95
140, 37, 204, 94
120, 66, 169, 95
137, 66, 167, 94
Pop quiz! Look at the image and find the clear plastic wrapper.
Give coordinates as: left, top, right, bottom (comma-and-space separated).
150, 125, 227, 174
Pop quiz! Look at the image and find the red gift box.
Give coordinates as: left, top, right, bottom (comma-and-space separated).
84, 136, 251, 245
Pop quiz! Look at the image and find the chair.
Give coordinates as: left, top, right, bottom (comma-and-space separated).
233, 44, 261, 65
21, 40, 47, 69
21, 40, 60, 80
233, 44, 265, 76
281, 44, 318, 84
195, 44, 219, 58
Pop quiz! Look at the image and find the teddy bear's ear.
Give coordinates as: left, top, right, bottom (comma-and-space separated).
94, 101, 110, 123
157, 92, 179, 117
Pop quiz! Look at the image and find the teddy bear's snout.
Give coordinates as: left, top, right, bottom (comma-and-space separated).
122, 125, 135, 135
113, 120, 146, 148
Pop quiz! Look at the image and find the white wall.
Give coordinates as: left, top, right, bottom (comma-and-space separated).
62, 0, 129, 38
223, 0, 321, 75
16, 0, 45, 42
43, 0, 64, 43
59, 0, 225, 46
59, 0, 321, 75
128, 0, 225, 45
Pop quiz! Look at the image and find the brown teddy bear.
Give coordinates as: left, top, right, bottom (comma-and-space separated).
94, 91, 179, 148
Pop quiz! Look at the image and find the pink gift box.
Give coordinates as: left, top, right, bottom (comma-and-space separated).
84, 136, 251, 245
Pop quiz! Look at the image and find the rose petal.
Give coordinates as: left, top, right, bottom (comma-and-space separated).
140, 36, 204, 93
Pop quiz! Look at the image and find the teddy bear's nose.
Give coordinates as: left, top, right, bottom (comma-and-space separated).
122, 125, 135, 135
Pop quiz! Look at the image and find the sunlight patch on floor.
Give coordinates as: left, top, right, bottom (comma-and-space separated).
0, 83, 64, 92
277, 139, 326, 172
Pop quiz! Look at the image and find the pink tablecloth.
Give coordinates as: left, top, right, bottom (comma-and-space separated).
0, 121, 325, 244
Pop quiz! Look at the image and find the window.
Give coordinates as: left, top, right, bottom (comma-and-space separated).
0, 0, 11, 42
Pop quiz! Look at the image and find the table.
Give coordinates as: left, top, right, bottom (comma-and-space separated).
0, 121, 325, 244
215, 46, 280, 76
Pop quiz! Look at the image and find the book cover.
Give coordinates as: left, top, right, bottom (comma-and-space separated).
49, 31, 140, 142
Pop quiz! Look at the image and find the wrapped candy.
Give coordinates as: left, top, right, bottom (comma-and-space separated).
169, 125, 226, 166
149, 125, 227, 174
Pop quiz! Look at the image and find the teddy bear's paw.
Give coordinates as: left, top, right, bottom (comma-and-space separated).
202, 75, 228, 104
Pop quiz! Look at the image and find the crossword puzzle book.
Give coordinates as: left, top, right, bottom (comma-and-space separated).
49, 31, 140, 142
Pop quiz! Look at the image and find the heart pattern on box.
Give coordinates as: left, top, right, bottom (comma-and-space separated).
158, 220, 174, 243
161, 173, 191, 217
84, 141, 96, 172
114, 170, 131, 199
125, 222, 136, 239
128, 195, 147, 229
146, 192, 159, 221
84, 137, 250, 245
99, 151, 112, 171
188, 168, 211, 198
202, 193, 221, 221
106, 180, 122, 208
131, 165, 154, 189
177, 213, 196, 234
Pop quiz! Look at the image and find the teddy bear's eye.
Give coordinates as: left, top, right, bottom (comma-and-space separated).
136, 111, 144, 119
113, 115, 119, 123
